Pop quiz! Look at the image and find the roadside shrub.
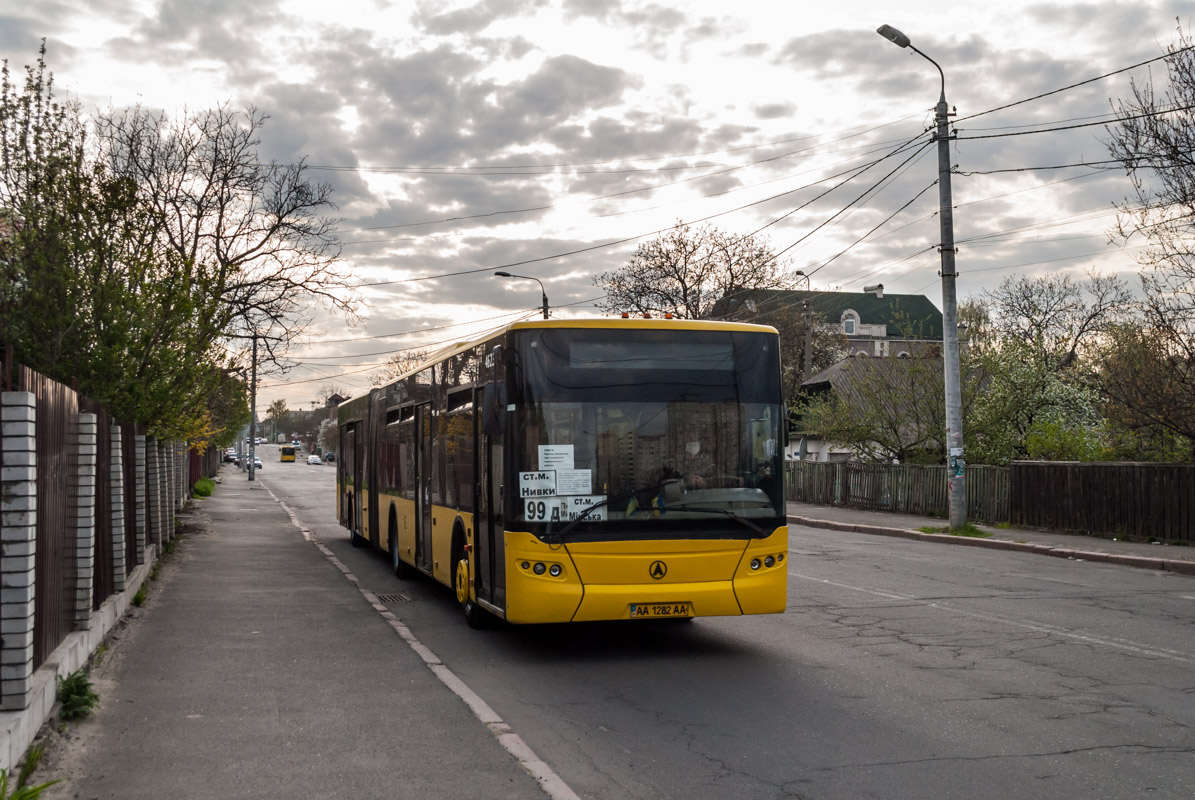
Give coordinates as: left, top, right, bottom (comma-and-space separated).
57, 670, 99, 722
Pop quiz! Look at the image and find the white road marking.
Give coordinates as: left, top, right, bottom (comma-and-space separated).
266, 486, 582, 800
789, 568, 1193, 664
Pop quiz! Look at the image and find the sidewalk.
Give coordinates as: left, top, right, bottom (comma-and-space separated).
787, 501, 1195, 576
32, 472, 546, 799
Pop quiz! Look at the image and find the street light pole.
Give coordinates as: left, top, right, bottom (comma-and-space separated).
877, 23, 966, 529
494, 271, 549, 319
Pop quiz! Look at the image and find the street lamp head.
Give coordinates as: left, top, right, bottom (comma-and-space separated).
876, 24, 911, 49
494, 271, 512, 277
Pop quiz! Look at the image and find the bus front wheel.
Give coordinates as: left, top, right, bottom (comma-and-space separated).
454, 557, 487, 629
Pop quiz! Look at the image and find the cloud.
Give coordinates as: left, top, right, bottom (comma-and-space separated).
413, 0, 550, 36
108, 0, 284, 70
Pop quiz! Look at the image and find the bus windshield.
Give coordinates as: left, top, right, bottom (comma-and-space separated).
512, 327, 784, 537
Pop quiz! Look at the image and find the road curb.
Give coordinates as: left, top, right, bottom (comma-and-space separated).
787, 514, 1195, 576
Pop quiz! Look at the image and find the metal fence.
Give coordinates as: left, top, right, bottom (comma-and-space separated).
19, 365, 80, 667
3, 359, 189, 674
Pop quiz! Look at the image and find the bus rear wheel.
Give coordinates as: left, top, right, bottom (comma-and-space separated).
454, 557, 487, 629
390, 527, 414, 579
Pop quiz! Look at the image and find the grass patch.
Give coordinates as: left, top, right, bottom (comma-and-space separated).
192, 476, 216, 498
918, 523, 993, 538
132, 584, 148, 606
162, 538, 178, 555
57, 670, 99, 723
1, 745, 60, 798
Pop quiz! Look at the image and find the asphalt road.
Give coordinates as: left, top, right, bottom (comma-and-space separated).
44, 447, 1195, 799
265, 451, 1195, 799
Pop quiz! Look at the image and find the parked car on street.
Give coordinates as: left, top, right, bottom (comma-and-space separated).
253, 457, 263, 469
307, 454, 323, 465
323, 452, 335, 463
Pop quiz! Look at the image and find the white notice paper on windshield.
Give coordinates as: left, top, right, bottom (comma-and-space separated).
561, 495, 606, 521
519, 471, 557, 497
539, 445, 574, 471
555, 469, 591, 496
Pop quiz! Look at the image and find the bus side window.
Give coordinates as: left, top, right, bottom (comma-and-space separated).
482, 382, 507, 436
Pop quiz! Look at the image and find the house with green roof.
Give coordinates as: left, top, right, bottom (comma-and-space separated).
716, 284, 943, 358
714, 285, 947, 463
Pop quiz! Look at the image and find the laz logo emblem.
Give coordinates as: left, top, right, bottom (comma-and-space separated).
649, 560, 667, 580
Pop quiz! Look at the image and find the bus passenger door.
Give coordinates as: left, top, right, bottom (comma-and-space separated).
348, 425, 364, 536
487, 437, 506, 608
415, 403, 433, 573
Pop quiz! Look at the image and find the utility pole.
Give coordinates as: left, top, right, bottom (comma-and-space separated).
935, 87, 966, 530
877, 23, 965, 529
249, 333, 257, 482
802, 300, 813, 385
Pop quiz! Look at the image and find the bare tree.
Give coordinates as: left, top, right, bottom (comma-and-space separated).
371, 348, 431, 386
93, 104, 358, 370
594, 222, 798, 319
1096, 322, 1195, 459
317, 383, 349, 403
1107, 21, 1195, 341
980, 271, 1133, 370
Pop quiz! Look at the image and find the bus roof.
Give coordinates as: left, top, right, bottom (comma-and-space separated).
342, 316, 781, 418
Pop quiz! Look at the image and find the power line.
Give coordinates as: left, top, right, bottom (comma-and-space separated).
355, 132, 934, 288
954, 102, 1195, 141
955, 45, 1195, 124
310, 112, 925, 177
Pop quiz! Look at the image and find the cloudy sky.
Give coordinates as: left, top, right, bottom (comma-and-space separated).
3, 0, 1192, 409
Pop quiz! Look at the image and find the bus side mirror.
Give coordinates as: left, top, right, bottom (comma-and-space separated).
482, 382, 508, 437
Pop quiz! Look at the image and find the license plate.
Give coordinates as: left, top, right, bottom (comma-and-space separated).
629, 602, 691, 618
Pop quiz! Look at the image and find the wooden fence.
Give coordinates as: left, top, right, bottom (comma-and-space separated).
1011, 461, 1194, 542
784, 461, 1010, 523
785, 459, 1192, 542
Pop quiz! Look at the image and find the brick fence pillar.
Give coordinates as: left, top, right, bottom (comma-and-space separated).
110, 426, 126, 592
134, 434, 146, 565
1, 392, 37, 711
74, 414, 97, 630
145, 437, 160, 555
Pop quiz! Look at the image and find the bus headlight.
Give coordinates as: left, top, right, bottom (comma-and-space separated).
750, 558, 761, 570
533, 563, 546, 575
764, 556, 775, 568
549, 564, 562, 577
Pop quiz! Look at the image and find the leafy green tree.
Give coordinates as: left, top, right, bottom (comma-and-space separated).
798, 354, 948, 464
0, 44, 236, 443
267, 398, 289, 440
964, 339, 1105, 465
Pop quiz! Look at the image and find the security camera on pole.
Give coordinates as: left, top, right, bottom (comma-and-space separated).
877, 23, 966, 529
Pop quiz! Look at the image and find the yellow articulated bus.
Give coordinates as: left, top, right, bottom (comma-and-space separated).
280, 446, 296, 462
336, 318, 788, 628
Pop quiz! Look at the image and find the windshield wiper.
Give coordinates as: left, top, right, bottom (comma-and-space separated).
544, 480, 675, 544
651, 505, 769, 536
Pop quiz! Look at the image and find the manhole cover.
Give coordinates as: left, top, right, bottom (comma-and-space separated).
375, 593, 410, 604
